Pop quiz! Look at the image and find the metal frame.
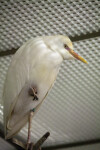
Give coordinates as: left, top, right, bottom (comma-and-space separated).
0, 31, 100, 57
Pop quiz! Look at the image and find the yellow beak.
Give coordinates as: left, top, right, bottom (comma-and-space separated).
69, 49, 88, 64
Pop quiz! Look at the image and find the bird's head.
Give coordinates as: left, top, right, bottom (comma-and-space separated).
43, 35, 87, 64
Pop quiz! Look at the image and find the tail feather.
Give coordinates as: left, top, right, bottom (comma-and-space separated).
5, 99, 43, 139
5, 113, 28, 139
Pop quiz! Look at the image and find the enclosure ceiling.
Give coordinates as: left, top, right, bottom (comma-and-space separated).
0, 0, 100, 147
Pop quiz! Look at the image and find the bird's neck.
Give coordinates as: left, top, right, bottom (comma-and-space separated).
43, 51, 63, 69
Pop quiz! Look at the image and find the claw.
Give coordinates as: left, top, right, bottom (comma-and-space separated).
29, 87, 39, 101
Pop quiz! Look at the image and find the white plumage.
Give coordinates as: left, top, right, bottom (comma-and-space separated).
3, 35, 87, 140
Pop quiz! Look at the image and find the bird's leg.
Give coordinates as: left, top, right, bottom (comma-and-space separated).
26, 108, 35, 150
29, 87, 38, 101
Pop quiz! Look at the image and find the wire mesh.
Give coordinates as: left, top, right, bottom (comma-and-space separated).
0, 0, 100, 51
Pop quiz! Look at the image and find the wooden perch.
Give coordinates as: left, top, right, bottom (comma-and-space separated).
12, 132, 50, 150
31, 132, 50, 150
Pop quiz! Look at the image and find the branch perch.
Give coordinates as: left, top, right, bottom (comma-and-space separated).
31, 132, 50, 150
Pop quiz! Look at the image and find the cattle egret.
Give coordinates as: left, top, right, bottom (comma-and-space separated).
3, 35, 87, 149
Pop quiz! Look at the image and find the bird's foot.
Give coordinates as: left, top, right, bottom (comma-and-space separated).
26, 142, 41, 150
29, 87, 39, 101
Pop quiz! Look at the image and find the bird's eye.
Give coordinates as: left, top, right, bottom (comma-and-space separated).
64, 44, 70, 50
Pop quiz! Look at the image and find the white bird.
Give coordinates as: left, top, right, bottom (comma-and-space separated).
3, 35, 87, 147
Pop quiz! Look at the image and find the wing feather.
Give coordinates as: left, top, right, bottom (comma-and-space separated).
3, 37, 60, 139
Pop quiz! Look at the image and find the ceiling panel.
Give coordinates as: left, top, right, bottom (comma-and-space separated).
0, 37, 100, 146
0, 0, 100, 51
